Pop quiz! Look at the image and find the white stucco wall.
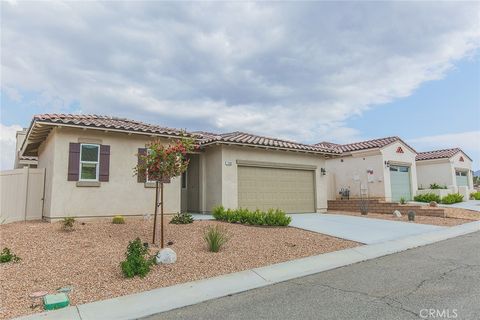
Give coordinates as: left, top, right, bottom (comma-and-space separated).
416, 160, 454, 189
39, 127, 181, 219
202, 145, 329, 213
325, 151, 385, 200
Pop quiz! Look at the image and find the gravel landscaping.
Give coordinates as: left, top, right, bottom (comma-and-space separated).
333, 211, 472, 226
0, 217, 358, 319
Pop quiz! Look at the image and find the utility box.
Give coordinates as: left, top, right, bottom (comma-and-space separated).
43, 293, 69, 310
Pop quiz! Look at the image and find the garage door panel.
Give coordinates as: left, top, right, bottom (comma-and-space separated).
238, 166, 315, 213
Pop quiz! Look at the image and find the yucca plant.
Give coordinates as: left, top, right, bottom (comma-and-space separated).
203, 225, 228, 252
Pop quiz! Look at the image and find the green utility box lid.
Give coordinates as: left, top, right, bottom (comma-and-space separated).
43, 293, 69, 310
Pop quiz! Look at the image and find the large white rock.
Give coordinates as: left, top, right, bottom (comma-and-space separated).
156, 248, 177, 264
393, 210, 402, 218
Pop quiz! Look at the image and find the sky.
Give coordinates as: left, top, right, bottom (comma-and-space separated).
1, 1, 479, 170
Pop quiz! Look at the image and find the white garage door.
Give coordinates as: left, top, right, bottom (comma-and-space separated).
390, 165, 412, 202
455, 171, 468, 187
238, 166, 315, 213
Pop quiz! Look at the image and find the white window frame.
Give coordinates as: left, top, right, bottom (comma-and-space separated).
79, 143, 100, 181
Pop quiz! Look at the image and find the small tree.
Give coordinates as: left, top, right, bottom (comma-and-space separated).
135, 135, 195, 247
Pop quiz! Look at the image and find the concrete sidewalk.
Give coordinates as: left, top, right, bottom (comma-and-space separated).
15, 221, 479, 320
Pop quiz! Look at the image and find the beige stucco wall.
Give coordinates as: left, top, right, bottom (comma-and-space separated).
202, 145, 328, 213
381, 141, 418, 202
416, 152, 474, 191
326, 151, 386, 200
326, 140, 418, 201
39, 127, 181, 219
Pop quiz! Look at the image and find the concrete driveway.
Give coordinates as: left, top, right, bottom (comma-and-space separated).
439, 200, 480, 212
289, 213, 445, 244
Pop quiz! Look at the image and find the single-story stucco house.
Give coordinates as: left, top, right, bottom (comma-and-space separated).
17, 114, 340, 220
318, 137, 418, 202
416, 148, 474, 197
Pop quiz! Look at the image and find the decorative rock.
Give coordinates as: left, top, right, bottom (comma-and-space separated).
408, 210, 416, 221
393, 210, 402, 218
156, 248, 177, 264
57, 286, 73, 294
29, 291, 49, 299
429, 201, 438, 207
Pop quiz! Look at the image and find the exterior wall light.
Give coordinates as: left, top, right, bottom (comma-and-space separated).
321, 168, 327, 175
384, 161, 390, 168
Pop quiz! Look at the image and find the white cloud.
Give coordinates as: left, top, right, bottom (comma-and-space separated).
408, 131, 480, 170
0, 123, 22, 170
1, 1, 479, 146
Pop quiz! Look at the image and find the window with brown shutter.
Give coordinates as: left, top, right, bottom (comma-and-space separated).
137, 148, 147, 183
67, 143, 81, 181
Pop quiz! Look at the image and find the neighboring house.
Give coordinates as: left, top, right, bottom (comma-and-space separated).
416, 148, 474, 192
318, 137, 418, 202
14, 128, 38, 168
17, 114, 339, 220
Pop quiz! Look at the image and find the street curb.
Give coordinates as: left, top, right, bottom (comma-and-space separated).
14, 221, 479, 320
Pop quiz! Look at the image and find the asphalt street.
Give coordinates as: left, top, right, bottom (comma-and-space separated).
144, 231, 480, 320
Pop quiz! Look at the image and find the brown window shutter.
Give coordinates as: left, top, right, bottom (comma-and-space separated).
137, 148, 147, 183
67, 143, 81, 181
99, 145, 110, 182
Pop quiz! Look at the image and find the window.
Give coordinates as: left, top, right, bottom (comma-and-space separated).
146, 149, 156, 182
80, 144, 100, 181
456, 171, 467, 177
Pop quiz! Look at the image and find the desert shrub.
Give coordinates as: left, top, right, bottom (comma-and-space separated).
120, 238, 154, 278
112, 215, 125, 224
399, 197, 406, 204
441, 193, 464, 204
414, 193, 441, 203
429, 183, 447, 190
212, 206, 291, 226
470, 192, 480, 200
0, 248, 21, 263
203, 226, 228, 252
61, 217, 75, 231
170, 212, 194, 224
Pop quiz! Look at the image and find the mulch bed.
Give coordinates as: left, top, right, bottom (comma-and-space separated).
0, 217, 358, 319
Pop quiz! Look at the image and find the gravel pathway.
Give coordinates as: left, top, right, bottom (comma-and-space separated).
0, 218, 358, 319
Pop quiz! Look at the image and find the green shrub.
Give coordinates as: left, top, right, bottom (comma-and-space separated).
441, 193, 464, 204
470, 192, 480, 200
204, 225, 228, 252
170, 212, 194, 224
61, 217, 75, 231
212, 206, 291, 226
429, 183, 447, 190
399, 197, 406, 204
112, 215, 125, 224
0, 247, 21, 263
120, 238, 154, 278
414, 193, 441, 203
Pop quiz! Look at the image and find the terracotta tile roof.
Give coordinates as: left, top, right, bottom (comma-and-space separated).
200, 131, 340, 154
315, 136, 406, 153
33, 114, 191, 137
416, 148, 465, 161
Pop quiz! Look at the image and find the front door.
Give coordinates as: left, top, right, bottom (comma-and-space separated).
390, 165, 412, 202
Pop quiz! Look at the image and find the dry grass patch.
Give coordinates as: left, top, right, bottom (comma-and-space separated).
0, 218, 358, 319
333, 211, 471, 226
